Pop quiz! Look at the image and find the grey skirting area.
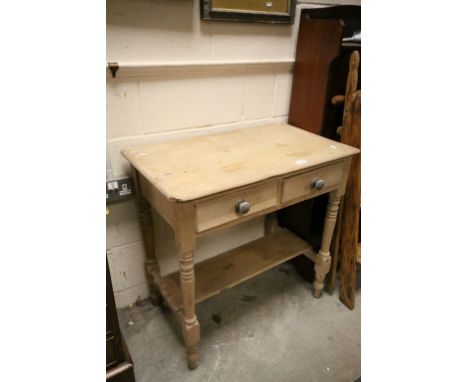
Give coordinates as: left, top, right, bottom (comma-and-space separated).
118, 262, 360, 382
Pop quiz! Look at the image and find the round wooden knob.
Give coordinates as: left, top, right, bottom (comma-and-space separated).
311, 178, 325, 190
235, 199, 251, 215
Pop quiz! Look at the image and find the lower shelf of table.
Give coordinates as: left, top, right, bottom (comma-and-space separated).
149, 229, 313, 313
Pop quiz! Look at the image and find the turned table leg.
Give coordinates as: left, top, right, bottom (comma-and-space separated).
175, 203, 200, 370
265, 212, 280, 235
313, 191, 341, 298
179, 250, 200, 369
133, 168, 161, 305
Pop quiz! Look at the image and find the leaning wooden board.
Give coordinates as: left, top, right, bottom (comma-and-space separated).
328, 50, 361, 294
339, 91, 361, 310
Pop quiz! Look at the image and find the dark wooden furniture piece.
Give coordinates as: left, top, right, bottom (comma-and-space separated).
278, 5, 361, 286
107, 257, 136, 382
289, 5, 360, 138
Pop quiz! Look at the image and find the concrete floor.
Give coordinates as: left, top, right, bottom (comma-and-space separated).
118, 262, 360, 382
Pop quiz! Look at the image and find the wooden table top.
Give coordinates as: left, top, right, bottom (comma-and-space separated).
122, 124, 359, 202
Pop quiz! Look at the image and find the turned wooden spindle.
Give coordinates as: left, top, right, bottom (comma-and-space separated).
175, 203, 200, 370
313, 192, 341, 298
137, 198, 155, 261
179, 250, 200, 369
133, 167, 161, 304
265, 212, 280, 235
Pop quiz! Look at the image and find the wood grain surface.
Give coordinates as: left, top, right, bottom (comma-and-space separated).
338, 91, 361, 310
122, 124, 359, 202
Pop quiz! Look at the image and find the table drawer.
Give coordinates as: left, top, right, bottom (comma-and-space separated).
281, 161, 344, 203
196, 182, 278, 232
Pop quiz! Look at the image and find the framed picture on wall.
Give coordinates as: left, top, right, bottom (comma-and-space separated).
200, 0, 296, 24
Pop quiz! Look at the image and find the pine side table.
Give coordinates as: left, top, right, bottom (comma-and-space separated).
122, 124, 359, 369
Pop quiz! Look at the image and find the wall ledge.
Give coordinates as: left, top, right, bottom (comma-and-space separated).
106, 60, 294, 79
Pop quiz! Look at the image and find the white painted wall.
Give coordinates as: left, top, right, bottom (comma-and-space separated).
106, 0, 359, 308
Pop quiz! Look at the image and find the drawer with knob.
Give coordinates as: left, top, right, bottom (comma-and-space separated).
281, 161, 345, 204
195, 182, 278, 233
